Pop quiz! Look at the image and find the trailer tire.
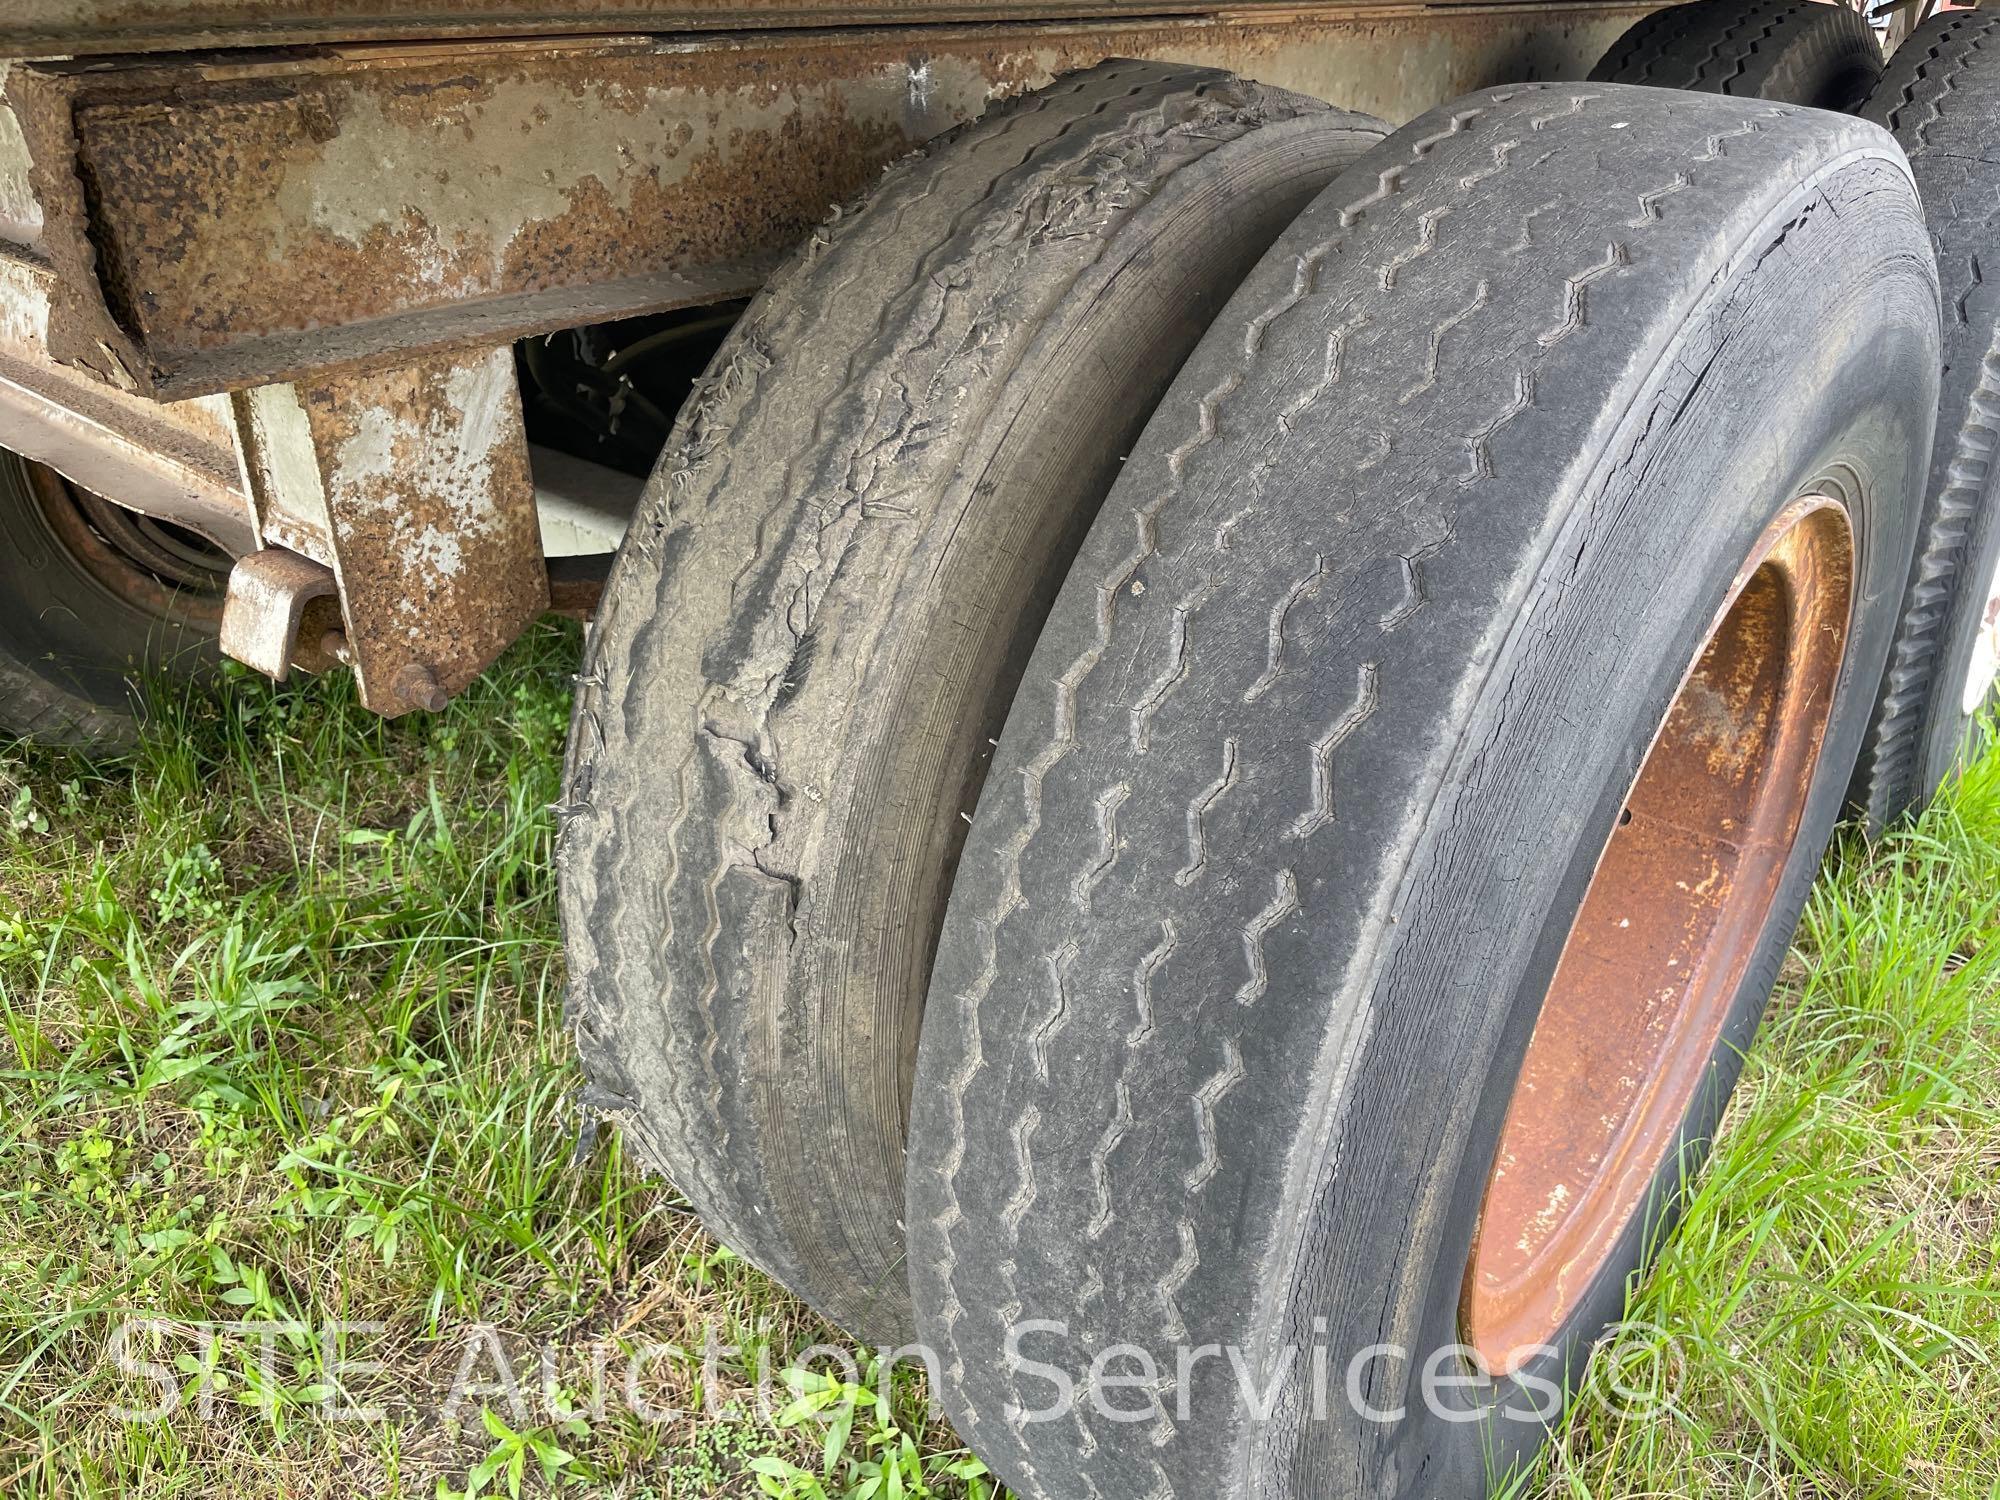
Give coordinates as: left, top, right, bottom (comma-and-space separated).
1591, 0, 1884, 111
0, 450, 225, 751
905, 85, 1935, 1499
1851, 12, 2000, 824
559, 62, 1389, 1341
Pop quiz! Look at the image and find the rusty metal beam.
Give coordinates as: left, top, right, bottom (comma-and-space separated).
3, 6, 1648, 401
0, 243, 634, 589
0, 0, 1666, 64
0, 251, 258, 548
221, 362, 618, 699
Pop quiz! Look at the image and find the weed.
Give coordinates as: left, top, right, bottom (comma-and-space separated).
1, 631, 1993, 1497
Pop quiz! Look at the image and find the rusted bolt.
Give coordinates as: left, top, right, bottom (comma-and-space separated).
394, 662, 449, 713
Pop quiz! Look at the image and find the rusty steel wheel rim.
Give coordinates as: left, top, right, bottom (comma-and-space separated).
27, 460, 231, 628
1463, 494, 1854, 1375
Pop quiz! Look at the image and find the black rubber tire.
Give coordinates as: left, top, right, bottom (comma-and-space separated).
558, 62, 1389, 1342
1851, 12, 2000, 825
1591, 0, 1885, 111
905, 85, 1936, 1499
0, 450, 221, 751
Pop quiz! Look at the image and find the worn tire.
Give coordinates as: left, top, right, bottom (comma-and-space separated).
1591, 0, 1884, 111
1851, 12, 2000, 824
559, 62, 1389, 1341
0, 450, 222, 751
905, 85, 1935, 1499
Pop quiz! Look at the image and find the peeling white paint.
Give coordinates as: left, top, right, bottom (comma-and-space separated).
242, 381, 332, 551
332, 403, 399, 488
442, 355, 509, 511
322, 348, 519, 589
0, 256, 51, 350
407, 521, 464, 580
270, 77, 810, 289
906, 59, 935, 115
0, 68, 43, 250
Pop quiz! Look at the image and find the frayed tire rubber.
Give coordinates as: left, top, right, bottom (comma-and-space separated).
558, 61, 1389, 1342
0, 451, 221, 751
1851, 12, 2000, 825
905, 85, 1935, 1500
1591, 0, 1884, 111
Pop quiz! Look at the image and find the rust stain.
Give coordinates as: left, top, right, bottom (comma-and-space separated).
303, 345, 547, 713
5, 5, 1649, 397
1463, 497, 1853, 1373
27, 455, 231, 625
0, 0, 1464, 62
217, 544, 336, 679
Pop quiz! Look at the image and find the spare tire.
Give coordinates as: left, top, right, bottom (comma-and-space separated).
1591, 0, 1884, 111
905, 84, 1936, 1499
0, 450, 227, 751
1851, 10, 2000, 824
559, 61, 1389, 1342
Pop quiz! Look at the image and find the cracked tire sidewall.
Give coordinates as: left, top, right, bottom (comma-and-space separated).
558, 63, 1389, 1341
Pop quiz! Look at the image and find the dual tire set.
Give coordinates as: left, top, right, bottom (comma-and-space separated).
563, 16, 1988, 1498
1, 8, 1985, 1497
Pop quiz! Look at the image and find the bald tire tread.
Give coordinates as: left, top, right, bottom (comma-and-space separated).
0, 451, 217, 751
559, 61, 1389, 1342
1851, 12, 2000, 824
1591, 0, 1884, 111
905, 85, 1935, 1500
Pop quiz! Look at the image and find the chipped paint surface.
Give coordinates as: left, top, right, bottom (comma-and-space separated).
0, 252, 254, 544
302, 346, 546, 714
0, 0, 1379, 61
38, 40, 960, 390
7, 6, 1645, 397
0, 66, 39, 250
269, 77, 804, 297
327, 356, 511, 584
236, 382, 332, 558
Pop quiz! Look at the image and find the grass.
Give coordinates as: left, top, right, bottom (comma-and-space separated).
0, 625, 1996, 1498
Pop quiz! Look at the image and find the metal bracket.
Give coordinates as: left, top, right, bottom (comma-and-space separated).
222, 346, 550, 712
219, 546, 338, 681
303, 348, 549, 715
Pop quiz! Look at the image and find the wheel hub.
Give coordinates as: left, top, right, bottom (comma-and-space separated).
28, 462, 232, 625
1464, 495, 1854, 1374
